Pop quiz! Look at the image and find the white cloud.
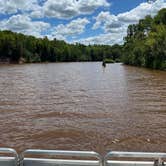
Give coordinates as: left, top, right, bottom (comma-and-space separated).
88, 0, 166, 45
0, 14, 50, 37
30, 9, 44, 18
0, 0, 110, 19
0, 0, 165, 45
94, 0, 166, 32
0, 0, 39, 14
78, 0, 110, 14
42, 0, 110, 19
76, 32, 125, 45
50, 18, 90, 40
43, 0, 77, 19
92, 11, 121, 32
118, 0, 166, 23
0, 0, 110, 18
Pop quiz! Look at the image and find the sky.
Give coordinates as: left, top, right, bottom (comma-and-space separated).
0, 0, 165, 45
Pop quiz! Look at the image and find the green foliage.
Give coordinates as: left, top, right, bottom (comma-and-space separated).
103, 58, 115, 63
122, 8, 166, 70
0, 31, 122, 63
1, 8, 165, 70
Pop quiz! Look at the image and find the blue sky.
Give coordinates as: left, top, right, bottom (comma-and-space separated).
0, 0, 165, 45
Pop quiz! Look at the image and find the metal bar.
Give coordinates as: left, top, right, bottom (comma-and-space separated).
21, 149, 102, 166
23, 158, 100, 166
107, 160, 155, 166
105, 151, 166, 159
0, 148, 18, 166
0, 148, 18, 156
22, 149, 101, 159
104, 151, 166, 166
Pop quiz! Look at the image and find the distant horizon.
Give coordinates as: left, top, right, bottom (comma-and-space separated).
0, 0, 165, 45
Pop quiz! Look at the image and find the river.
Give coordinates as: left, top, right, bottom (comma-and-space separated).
0, 62, 166, 154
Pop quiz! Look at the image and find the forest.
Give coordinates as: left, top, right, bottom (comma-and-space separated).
123, 8, 166, 70
0, 31, 122, 63
0, 8, 165, 70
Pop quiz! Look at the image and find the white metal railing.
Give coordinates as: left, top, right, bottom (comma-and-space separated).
0, 148, 18, 166
104, 151, 166, 166
105, 151, 166, 159
0, 148, 166, 166
20, 149, 102, 166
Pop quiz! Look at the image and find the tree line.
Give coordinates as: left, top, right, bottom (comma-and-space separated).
122, 8, 166, 70
0, 31, 122, 63
0, 8, 165, 70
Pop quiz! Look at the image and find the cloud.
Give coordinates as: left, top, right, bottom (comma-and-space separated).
92, 11, 121, 32
0, 0, 165, 45
50, 18, 90, 40
30, 9, 44, 18
76, 32, 125, 45
118, 0, 166, 23
0, 0, 39, 14
88, 0, 166, 45
94, 0, 166, 32
43, 0, 78, 19
78, 0, 110, 14
0, 0, 110, 19
0, 14, 50, 37
42, 0, 110, 19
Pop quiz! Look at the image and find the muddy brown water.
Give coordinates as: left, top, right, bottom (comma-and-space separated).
0, 62, 166, 155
